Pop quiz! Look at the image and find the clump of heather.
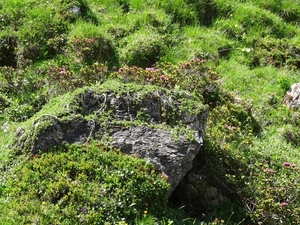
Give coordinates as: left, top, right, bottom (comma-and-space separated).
110, 58, 220, 104
245, 161, 300, 224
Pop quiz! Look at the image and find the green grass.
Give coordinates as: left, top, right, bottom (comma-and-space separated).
161, 26, 232, 63
1, 0, 300, 224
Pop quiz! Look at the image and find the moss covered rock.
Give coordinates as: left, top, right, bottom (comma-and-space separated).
13, 80, 208, 193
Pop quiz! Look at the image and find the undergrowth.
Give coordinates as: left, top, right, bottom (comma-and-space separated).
2, 142, 169, 224
1, 0, 300, 224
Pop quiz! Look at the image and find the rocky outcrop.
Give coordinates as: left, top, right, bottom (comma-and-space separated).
14, 80, 209, 193
282, 82, 300, 108
111, 126, 200, 193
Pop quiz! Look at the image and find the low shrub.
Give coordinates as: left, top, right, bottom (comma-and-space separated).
245, 161, 300, 224
111, 58, 221, 105
203, 101, 260, 183
3, 142, 170, 224
45, 62, 109, 95
70, 35, 115, 65
251, 37, 300, 69
0, 66, 45, 97
0, 65, 49, 122
47, 34, 68, 57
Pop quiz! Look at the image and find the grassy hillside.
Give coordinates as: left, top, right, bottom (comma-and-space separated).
1, 0, 300, 224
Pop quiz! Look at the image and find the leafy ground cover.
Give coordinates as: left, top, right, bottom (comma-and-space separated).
1, 0, 300, 224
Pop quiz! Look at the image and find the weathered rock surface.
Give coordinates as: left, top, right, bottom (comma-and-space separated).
111, 126, 200, 193
17, 116, 101, 155
282, 82, 300, 108
14, 81, 209, 193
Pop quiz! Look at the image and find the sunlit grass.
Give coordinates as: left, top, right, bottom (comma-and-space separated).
217, 59, 298, 104
161, 26, 232, 63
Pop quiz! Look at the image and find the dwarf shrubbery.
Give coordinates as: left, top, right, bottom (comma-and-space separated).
3, 142, 169, 224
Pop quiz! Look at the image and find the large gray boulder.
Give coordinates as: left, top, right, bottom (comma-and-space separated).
14, 80, 209, 193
